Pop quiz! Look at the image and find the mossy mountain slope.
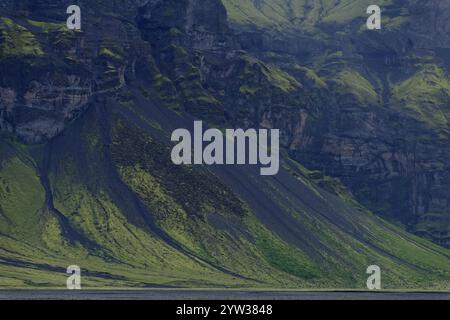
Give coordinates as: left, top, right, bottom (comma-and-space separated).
0, 87, 449, 289
0, 0, 449, 289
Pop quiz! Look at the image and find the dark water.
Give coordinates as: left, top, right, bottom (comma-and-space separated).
0, 290, 448, 300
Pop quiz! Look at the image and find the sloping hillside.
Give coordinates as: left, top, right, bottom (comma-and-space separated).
1, 88, 449, 289
0, 0, 449, 289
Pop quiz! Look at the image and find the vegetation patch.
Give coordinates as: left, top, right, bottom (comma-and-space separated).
0, 17, 44, 59
391, 64, 450, 131
242, 55, 300, 92
331, 70, 379, 106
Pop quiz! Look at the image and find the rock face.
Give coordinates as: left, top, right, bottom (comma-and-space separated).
219, 0, 450, 247
135, 0, 450, 247
0, 0, 150, 143
0, 0, 449, 248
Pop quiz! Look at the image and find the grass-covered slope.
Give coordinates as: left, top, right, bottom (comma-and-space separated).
392, 64, 450, 132
222, 0, 400, 31
0, 0, 449, 290
0, 17, 43, 59
0, 91, 449, 290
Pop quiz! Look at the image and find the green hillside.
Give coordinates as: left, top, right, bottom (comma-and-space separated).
0, 0, 449, 290
0, 92, 449, 289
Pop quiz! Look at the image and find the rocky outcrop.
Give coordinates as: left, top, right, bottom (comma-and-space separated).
0, 0, 152, 143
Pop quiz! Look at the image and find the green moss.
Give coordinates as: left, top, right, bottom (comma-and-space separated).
99, 47, 123, 61
195, 94, 220, 105
243, 55, 300, 92
27, 20, 66, 33
332, 70, 379, 105
0, 156, 45, 240
249, 217, 319, 279
0, 17, 44, 59
169, 27, 183, 36
264, 65, 300, 92
154, 73, 172, 88
392, 64, 450, 131
153, 73, 180, 110
239, 85, 259, 95
293, 65, 327, 89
